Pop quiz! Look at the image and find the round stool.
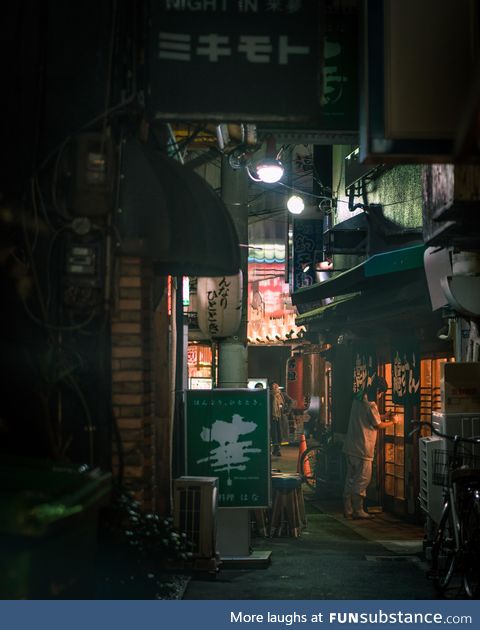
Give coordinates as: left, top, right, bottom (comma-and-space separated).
270, 473, 306, 537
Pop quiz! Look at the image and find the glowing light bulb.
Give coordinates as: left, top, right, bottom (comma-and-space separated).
256, 161, 284, 183
247, 158, 284, 183
287, 195, 305, 214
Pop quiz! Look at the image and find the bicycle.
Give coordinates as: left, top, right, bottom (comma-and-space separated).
300, 430, 344, 495
411, 420, 480, 598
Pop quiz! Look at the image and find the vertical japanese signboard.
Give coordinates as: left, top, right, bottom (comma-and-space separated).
291, 218, 324, 293
391, 339, 421, 406
185, 388, 270, 508
321, 0, 358, 131
352, 342, 377, 397
147, 0, 323, 122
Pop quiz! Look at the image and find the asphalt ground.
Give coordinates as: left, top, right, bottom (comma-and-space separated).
183, 445, 442, 601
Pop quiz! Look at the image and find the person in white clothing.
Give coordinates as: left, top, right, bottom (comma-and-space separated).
342, 375, 400, 519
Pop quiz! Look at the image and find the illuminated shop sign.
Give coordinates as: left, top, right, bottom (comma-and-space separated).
185, 388, 270, 508
147, 0, 323, 122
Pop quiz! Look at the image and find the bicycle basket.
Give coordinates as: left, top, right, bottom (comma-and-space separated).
432, 448, 480, 486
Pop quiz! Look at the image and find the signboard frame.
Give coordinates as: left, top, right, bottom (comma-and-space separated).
147, 0, 324, 124
185, 388, 271, 509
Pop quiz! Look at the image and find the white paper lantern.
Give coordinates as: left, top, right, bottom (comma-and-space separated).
197, 271, 243, 339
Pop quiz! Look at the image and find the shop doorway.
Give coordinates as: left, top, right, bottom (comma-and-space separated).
379, 358, 449, 517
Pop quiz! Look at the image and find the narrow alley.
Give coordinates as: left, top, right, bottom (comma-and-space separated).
184, 445, 438, 601
2, 1, 480, 619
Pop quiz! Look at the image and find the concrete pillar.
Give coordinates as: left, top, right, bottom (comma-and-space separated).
218, 155, 249, 389
217, 155, 250, 559
218, 341, 248, 388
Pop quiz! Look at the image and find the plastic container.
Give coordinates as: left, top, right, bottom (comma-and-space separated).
0, 456, 111, 599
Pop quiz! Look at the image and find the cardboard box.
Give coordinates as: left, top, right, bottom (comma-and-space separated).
441, 363, 480, 413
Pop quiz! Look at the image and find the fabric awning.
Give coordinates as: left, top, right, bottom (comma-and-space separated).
117, 138, 240, 277
296, 274, 441, 340
292, 243, 426, 307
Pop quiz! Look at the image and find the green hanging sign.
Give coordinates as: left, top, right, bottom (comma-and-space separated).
391, 339, 421, 405
185, 389, 270, 508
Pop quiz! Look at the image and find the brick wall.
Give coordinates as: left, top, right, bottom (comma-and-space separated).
111, 256, 155, 510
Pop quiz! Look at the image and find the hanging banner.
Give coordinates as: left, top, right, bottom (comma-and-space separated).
196, 272, 242, 339
185, 389, 270, 508
352, 342, 377, 397
147, 1, 323, 123
391, 339, 421, 405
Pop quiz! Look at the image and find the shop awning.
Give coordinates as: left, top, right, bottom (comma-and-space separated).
296, 293, 361, 325
116, 138, 240, 277
296, 273, 440, 338
292, 243, 426, 307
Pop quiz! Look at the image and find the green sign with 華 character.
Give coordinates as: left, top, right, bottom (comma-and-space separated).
185, 388, 270, 508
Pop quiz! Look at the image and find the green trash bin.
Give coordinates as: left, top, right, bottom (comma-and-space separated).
0, 456, 112, 599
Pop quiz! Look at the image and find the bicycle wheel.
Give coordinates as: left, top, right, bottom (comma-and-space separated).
461, 495, 480, 599
300, 446, 327, 490
431, 503, 457, 594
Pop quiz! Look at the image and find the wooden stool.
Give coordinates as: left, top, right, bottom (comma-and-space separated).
269, 473, 306, 537
250, 509, 268, 537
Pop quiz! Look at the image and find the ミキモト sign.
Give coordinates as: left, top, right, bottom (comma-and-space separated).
147, 0, 323, 123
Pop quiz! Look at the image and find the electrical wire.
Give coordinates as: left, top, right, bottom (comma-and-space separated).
20, 200, 96, 464
36, 94, 137, 175
45, 226, 67, 311
335, 154, 344, 199
19, 2, 134, 470
51, 139, 71, 220
65, 370, 95, 467
250, 179, 424, 211
100, 0, 117, 155
21, 296, 97, 332
32, 176, 56, 230
29, 178, 41, 251
249, 209, 288, 225
382, 195, 423, 207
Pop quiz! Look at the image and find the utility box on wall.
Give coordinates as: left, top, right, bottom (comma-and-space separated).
441, 363, 480, 414
67, 133, 115, 217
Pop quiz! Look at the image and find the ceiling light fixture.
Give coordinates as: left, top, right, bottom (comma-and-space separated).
247, 157, 284, 183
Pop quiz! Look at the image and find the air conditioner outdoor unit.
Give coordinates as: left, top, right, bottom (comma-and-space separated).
432, 411, 480, 457
419, 436, 445, 525
173, 476, 220, 571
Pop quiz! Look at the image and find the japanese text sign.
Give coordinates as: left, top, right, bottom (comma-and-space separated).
185, 388, 270, 508
147, 0, 323, 122
292, 218, 324, 292
352, 342, 377, 397
197, 272, 243, 339
391, 339, 420, 405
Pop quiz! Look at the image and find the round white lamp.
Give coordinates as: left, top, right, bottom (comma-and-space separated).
287, 194, 305, 215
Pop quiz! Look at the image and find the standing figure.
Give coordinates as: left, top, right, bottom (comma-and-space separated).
342, 375, 400, 519
270, 381, 286, 456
